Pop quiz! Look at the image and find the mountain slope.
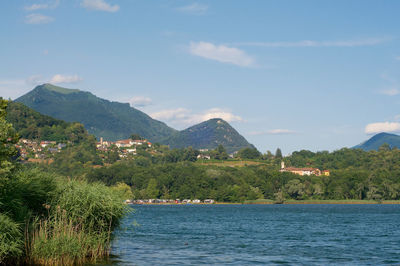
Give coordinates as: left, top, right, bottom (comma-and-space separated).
5, 101, 90, 143
354, 132, 400, 151
162, 118, 254, 153
16, 84, 177, 142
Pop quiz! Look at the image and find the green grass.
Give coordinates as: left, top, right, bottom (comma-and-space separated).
0, 213, 23, 264
28, 209, 112, 265
42, 83, 80, 94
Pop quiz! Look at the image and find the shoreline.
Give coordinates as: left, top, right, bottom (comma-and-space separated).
130, 200, 400, 205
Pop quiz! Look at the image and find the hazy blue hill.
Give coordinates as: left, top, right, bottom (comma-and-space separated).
162, 118, 255, 153
353, 132, 400, 151
16, 84, 177, 142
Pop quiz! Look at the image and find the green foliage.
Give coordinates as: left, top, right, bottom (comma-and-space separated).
0, 213, 23, 264
6, 101, 89, 143
112, 183, 133, 199
0, 99, 19, 180
28, 179, 127, 265
53, 180, 127, 233
86, 143, 400, 202
275, 148, 282, 159
51, 136, 102, 176
210, 144, 229, 160
0, 169, 57, 223
130, 133, 144, 140
237, 147, 261, 159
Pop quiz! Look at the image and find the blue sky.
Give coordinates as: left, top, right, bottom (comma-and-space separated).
1, 0, 400, 154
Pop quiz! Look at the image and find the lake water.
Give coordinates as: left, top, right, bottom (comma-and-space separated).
104, 204, 400, 265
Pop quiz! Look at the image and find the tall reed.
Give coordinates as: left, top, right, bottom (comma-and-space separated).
26, 179, 128, 265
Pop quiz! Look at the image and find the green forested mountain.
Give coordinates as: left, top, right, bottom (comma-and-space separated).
16, 84, 177, 142
353, 132, 400, 151
162, 118, 254, 153
15, 84, 254, 152
5, 100, 89, 143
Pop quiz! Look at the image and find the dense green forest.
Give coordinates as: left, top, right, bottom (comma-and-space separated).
6, 101, 90, 143
40, 138, 400, 202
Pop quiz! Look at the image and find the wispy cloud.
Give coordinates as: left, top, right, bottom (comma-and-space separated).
395, 56, 400, 61
24, 0, 60, 11
177, 3, 208, 15
248, 129, 297, 136
365, 122, 400, 134
379, 73, 399, 96
0, 74, 82, 99
151, 107, 243, 128
233, 37, 390, 48
81, 0, 119, 12
129, 96, 152, 108
189, 42, 255, 67
49, 74, 83, 84
381, 88, 400, 96
25, 13, 54, 24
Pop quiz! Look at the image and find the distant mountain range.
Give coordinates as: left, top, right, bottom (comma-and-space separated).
16, 84, 176, 143
354, 132, 400, 151
14, 84, 254, 152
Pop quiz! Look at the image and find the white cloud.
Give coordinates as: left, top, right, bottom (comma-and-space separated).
198, 108, 243, 123
81, 0, 119, 12
189, 42, 255, 67
234, 37, 390, 48
49, 74, 83, 84
365, 122, 400, 134
177, 3, 208, 15
0, 74, 82, 99
24, 0, 60, 11
151, 107, 243, 128
25, 13, 54, 24
151, 108, 189, 121
249, 129, 296, 136
129, 96, 152, 107
381, 88, 400, 96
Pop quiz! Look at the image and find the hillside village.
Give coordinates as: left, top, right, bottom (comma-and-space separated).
16, 134, 220, 163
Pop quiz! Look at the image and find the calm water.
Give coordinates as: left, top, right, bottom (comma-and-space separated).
104, 204, 400, 265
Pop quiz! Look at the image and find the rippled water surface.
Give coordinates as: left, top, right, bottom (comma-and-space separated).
104, 204, 400, 265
